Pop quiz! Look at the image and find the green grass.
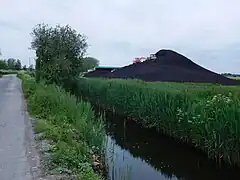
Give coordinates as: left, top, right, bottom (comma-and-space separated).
0, 69, 19, 74
18, 72, 106, 180
75, 77, 240, 167
223, 75, 240, 80
226, 76, 240, 80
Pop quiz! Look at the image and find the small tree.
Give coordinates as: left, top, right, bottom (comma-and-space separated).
30, 23, 88, 91
82, 57, 99, 72
0, 59, 7, 69
15, 59, 22, 70
22, 65, 27, 70
7, 58, 17, 70
28, 64, 34, 71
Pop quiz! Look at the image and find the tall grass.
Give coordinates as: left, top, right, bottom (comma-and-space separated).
18, 72, 106, 180
75, 77, 240, 167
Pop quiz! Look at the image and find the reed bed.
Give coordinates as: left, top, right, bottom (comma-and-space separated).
76, 78, 240, 166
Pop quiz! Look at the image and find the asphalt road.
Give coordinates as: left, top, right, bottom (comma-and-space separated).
0, 75, 40, 180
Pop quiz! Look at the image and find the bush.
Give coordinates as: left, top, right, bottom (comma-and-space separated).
19, 72, 105, 180
31, 23, 87, 89
76, 78, 240, 166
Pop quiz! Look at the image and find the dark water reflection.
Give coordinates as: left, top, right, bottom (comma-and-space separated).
101, 110, 240, 180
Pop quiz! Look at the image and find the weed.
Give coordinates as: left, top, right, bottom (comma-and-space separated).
18, 72, 106, 180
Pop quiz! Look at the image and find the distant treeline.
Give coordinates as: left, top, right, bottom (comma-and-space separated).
0, 58, 34, 71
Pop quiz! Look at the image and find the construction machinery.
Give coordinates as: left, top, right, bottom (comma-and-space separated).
133, 54, 157, 64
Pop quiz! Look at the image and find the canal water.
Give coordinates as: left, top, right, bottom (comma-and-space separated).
102, 110, 240, 180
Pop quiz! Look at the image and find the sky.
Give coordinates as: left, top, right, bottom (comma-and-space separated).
0, 0, 240, 74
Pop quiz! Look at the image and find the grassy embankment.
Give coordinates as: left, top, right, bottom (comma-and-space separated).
18, 72, 106, 180
76, 77, 240, 166
0, 69, 19, 74
0, 69, 19, 77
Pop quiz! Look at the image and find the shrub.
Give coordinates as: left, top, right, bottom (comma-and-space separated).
30, 23, 87, 89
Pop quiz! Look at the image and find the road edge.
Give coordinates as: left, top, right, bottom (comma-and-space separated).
19, 77, 43, 179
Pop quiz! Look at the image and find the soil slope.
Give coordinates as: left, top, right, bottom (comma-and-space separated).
105, 49, 240, 85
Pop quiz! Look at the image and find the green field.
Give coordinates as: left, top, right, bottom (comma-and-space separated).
76, 77, 240, 166
226, 76, 240, 80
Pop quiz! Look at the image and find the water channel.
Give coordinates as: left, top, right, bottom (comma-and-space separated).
101, 110, 240, 180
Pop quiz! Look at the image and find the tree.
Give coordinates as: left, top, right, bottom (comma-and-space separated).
15, 59, 22, 70
7, 58, 17, 69
22, 65, 27, 70
0, 59, 7, 69
81, 57, 99, 72
30, 23, 88, 90
0, 57, 22, 70
28, 64, 34, 71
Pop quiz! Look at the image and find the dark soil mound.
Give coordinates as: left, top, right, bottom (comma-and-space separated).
105, 49, 240, 85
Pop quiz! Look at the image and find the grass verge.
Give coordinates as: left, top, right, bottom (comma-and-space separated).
18, 72, 106, 180
0, 69, 19, 74
227, 76, 240, 80
76, 77, 240, 167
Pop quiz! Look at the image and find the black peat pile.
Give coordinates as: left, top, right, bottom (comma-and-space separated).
105, 49, 240, 85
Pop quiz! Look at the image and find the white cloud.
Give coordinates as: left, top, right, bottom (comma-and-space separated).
0, 0, 240, 73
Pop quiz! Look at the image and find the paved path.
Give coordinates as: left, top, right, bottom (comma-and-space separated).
0, 75, 40, 180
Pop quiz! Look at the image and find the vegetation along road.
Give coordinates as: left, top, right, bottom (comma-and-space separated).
0, 75, 40, 180
0, 22, 240, 180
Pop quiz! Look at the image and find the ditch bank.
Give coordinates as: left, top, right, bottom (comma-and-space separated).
98, 107, 240, 180
75, 77, 240, 167
17, 72, 107, 180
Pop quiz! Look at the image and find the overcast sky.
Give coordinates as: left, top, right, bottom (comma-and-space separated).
0, 0, 240, 73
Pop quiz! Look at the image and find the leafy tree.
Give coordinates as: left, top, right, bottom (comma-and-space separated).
15, 59, 22, 70
30, 23, 88, 91
0, 59, 7, 69
81, 57, 99, 72
28, 64, 34, 71
0, 57, 22, 70
22, 65, 27, 70
7, 58, 17, 69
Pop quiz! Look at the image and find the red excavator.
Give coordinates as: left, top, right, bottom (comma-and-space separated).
133, 54, 157, 64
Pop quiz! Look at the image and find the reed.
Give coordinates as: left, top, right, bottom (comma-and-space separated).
76, 77, 240, 166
